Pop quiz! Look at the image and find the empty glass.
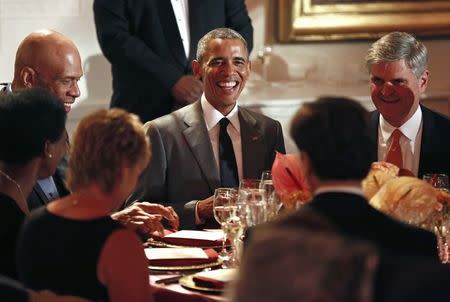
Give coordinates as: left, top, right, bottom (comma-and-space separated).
239, 178, 261, 190
260, 170, 281, 220
238, 188, 267, 228
423, 174, 450, 263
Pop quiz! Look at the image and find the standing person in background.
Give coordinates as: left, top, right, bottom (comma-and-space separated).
128, 28, 284, 229
17, 109, 153, 302
93, 0, 253, 122
366, 32, 450, 177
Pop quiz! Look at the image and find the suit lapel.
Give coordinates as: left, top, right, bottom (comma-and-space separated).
182, 102, 220, 192
157, 1, 187, 67
33, 183, 48, 205
418, 106, 437, 177
239, 107, 265, 179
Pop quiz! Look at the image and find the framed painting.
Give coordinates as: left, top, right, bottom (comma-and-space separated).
278, 0, 450, 41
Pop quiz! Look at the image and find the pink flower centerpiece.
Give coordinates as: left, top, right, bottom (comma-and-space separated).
271, 152, 312, 210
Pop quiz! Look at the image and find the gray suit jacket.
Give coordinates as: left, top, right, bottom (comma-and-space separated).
129, 101, 285, 229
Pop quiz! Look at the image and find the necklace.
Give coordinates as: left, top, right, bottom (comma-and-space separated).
0, 169, 27, 207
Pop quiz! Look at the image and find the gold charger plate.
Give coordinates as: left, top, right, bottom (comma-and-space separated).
179, 274, 223, 294
148, 260, 222, 271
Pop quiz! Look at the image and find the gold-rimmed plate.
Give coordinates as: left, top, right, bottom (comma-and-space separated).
148, 260, 222, 271
179, 275, 223, 294
146, 238, 229, 250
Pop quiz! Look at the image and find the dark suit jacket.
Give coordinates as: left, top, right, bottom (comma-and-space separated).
369, 105, 450, 178
129, 101, 285, 229
27, 157, 70, 211
93, 0, 253, 122
303, 192, 438, 258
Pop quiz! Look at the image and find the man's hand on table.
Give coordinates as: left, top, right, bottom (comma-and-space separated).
111, 202, 179, 235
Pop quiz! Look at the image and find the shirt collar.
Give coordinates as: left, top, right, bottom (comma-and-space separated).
379, 105, 422, 142
314, 184, 365, 198
201, 94, 240, 133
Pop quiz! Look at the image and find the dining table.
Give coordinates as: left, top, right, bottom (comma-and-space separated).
145, 229, 233, 302
150, 272, 228, 302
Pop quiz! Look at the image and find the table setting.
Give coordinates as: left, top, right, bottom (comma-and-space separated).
144, 161, 303, 302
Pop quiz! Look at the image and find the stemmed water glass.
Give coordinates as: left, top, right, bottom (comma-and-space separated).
259, 170, 281, 220
213, 188, 238, 265
238, 178, 270, 228
423, 173, 450, 263
423, 174, 449, 192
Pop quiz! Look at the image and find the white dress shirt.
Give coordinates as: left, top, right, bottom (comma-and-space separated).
170, 0, 190, 59
377, 106, 423, 176
201, 95, 243, 181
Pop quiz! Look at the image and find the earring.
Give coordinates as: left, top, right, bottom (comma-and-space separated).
48, 153, 53, 158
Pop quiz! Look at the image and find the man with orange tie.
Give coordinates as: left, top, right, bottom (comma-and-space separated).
365, 32, 450, 178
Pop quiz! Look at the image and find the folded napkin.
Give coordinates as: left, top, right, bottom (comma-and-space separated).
152, 230, 225, 248
145, 247, 218, 267
193, 268, 237, 289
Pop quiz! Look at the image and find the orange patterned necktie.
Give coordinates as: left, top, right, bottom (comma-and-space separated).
385, 129, 403, 169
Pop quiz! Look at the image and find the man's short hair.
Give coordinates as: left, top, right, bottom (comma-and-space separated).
196, 27, 248, 62
0, 88, 66, 164
290, 97, 375, 181
365, 32, 428, 79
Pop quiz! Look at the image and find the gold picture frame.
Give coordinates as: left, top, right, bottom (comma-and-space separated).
278, 0, 450, 41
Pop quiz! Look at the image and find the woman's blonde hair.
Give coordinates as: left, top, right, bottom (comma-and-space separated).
66, 108, 150, 193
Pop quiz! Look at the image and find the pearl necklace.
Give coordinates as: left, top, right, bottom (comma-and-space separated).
0, 169, 27, 207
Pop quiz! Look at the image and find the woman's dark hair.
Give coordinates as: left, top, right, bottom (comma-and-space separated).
0, 88, 66, 163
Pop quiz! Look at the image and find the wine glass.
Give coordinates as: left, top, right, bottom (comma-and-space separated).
239, 178, 261, 190
238, 188, 267, 227
213, 188, 237, 264
259, 170, 280, 220
423, 174, 450, 263
423, 174, 449, 192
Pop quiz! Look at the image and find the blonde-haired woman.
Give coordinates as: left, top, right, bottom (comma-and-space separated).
17, 109, 153, 302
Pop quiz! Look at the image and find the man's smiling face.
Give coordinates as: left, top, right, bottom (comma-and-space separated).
369, 59, 428, 127
193, 38, 250, 115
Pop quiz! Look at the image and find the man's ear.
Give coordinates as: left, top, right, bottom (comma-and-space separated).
192, 60, 202, 81
419, 70, 429, 92
20, 67, 37, 88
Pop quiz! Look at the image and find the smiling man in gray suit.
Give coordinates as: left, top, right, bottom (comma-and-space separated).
129, 28, 285, 229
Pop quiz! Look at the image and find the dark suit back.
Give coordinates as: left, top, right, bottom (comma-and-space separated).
303, 192, 438, 259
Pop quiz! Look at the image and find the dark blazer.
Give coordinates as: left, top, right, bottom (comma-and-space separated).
369, 105, 450, 178
303, 192, 438, 258
27, 158, 70, 211
93, 0, 253, 122
129, 101, 285, 229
